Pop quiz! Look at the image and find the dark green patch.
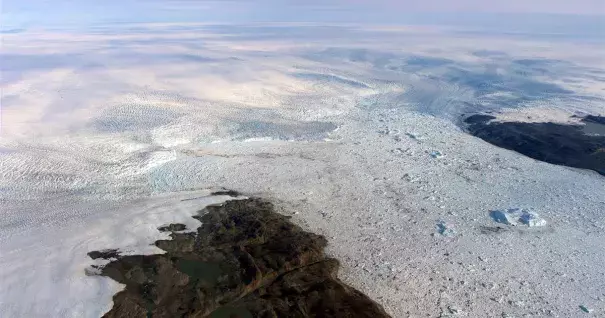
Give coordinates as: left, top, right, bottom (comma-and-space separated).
209, 306, 254, 318
176, 259, 222, 285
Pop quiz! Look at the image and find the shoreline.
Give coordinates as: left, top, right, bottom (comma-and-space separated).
464, 113, 605, 176
88, 196, 391, 317
2, 110, 604, 317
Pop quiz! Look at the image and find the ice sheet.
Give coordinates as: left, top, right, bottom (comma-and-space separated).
1, 23, 604, 317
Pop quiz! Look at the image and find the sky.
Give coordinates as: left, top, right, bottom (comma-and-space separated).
1, 0, 604, 30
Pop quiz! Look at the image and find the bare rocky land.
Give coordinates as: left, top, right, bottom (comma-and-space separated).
89, 197, 391, 318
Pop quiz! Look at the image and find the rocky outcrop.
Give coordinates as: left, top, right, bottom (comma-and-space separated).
88, 198, 391, 318
464, 114, 605, 176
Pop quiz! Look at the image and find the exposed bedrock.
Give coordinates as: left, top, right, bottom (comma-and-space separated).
464, 114, 605, 176
89, 198, 391, 318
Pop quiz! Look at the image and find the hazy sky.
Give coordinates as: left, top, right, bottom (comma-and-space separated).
1, 0, 604, 29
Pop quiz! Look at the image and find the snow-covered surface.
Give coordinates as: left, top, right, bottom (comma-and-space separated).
491, 107, 585, 124
0, 191, 238, 317
1, 24, 605, 317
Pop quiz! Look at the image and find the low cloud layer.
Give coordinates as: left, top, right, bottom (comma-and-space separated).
2, 0, 603, 29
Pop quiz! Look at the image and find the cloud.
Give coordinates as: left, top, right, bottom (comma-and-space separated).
156, 0, 605, 15
2, 0, 604, 30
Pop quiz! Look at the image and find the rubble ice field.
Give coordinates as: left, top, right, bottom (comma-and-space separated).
1, 24, 604, 317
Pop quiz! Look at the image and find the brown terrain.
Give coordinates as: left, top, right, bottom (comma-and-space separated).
88, 197, 391, 318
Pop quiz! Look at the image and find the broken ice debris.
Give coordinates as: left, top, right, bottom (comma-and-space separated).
437, 221, 456, 236
438, 305, 463, 317
405, 132, 421, 141
447, 305, 461, 315
429, 150, 444, 159
519, 211, 547, 227
489, 208, 546, 227
490, 209, 520, 226
403, 173, 420, 183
